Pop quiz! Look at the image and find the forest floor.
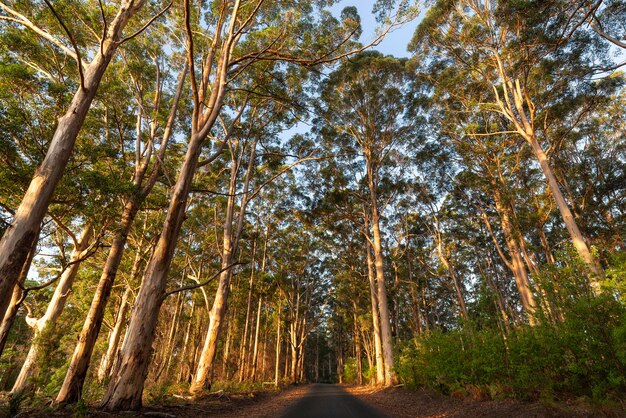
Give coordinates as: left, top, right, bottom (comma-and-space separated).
347, 386, 625, 418
5, 384, 625, 417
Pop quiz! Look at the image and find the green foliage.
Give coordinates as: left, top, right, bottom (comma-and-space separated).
342, 357, 357, 384
398, 287, 626, 403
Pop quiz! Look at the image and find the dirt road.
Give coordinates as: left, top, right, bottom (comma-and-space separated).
278, 384, 388, 418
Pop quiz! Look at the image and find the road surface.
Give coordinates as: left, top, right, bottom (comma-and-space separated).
278, 384, 389, 418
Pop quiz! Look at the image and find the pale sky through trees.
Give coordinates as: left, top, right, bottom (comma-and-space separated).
332, 0, 418, 57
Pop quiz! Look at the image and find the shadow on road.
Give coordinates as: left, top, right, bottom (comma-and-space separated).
278, 384, 389, 418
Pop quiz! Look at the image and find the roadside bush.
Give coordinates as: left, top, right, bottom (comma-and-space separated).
397, 251, 626, 404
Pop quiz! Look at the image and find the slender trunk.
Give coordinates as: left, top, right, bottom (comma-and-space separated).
13, 225, 93, 394
221, 308, 233, 380
0, 0, 146, 320
528, 136, 603, 287
191, 155, 238, 394
479, 258, 510, 334
250, 297, 262, 381
353, 305, 363, 385
238, 249, 255, 382
178, 301, 195, 383
366, 237, 384, 385
492, 192, 538, 326
274, 305, 281, 386
538, 225, 556, 265
362, 330, 373, 382
0, 285, 25, 359
97, 286, 131, 383
191, 138, 257, 393
440, 252, 468, 321
155, 285, 183, 382
283, 339, 289, 380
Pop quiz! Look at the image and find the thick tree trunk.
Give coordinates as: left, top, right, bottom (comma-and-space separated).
97, 286, 131, 383
58, 60, 187, 404
56, 200, 140, 404
100, 131, 205, 410
0, 0, 146, 320
0, 232, 38, 358
370, 214, 397, 386
13, 225, 92, 394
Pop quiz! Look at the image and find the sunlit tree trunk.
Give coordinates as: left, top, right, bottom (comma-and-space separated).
491, 51, 603, 287
191, 136, 257, 393
56, 205, 140, 404
57, 63, 186, 405
250, 297, 263, 381
528, 136, 603, 284
191, 152, 240, 393
365, 232, 385, 385
0, 231, 39, 358
492, 193, 538, 325
100, 132, 205, 410
0, 0, 147, 320
274, 309, 281, 386
367, 168, 396, 386
13, 224, 93, 394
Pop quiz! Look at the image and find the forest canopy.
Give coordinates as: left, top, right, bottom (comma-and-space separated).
0, 0, 624, 414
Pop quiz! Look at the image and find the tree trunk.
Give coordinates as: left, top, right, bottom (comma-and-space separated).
100, 131, 205, 410
274, 310, 281, 386
191, 137, 257, 394
365, 237, 385, 385
56, 60, 186, 404
250, 297, 263, 381
0, 0, 146, 320
191, 154, 239, 394
238, 247, 255, 382
56, 201, 140, 404
97, 286, 131, 383
0, 232, 39, 358
492, 192, 538, 325
370, 214, 397, 386
353, 306, 363, 385
178, 301, 195, 383
13, 224, 92, 394
528, 136, 603, 287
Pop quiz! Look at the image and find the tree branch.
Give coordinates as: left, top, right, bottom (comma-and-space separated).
162, 263, 243, 300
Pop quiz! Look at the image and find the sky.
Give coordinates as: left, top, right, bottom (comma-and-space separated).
330, 0, 421, 58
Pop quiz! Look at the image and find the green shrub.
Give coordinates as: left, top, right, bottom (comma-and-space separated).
397, 251, 626, 404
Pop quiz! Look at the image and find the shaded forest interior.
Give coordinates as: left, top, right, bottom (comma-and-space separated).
0, 0, 625, 415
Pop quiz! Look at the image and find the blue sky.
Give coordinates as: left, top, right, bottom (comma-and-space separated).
330, 0, 420, 58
